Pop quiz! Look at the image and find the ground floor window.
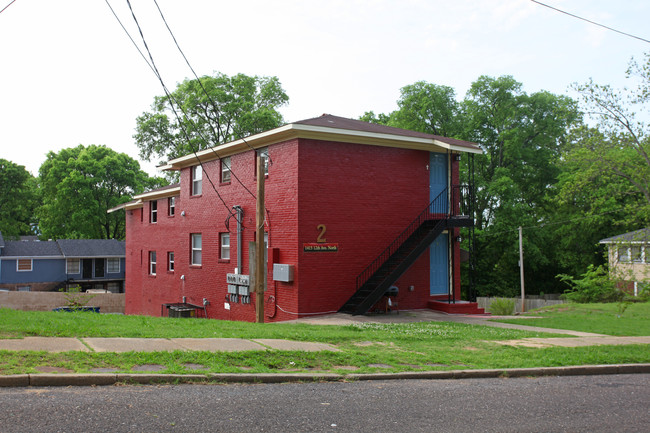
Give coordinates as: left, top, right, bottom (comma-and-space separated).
66, 259, 80, 274
17, 259, 32, 272
220, 233, 230, 260
191, 234, 202, 265
168, 251, 175, 272
149, 251, 157, 275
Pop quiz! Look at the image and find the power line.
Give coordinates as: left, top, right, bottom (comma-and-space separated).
103, 0, 157, 76
123, 0, 237, 222
106, 0, 266, 217
151, 0, 272, 196
0, 0, 17, 15
531, 0, 650, 45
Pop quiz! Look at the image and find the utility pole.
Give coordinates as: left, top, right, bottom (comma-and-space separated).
255, 153, 265, 323
519, 226, 525, 313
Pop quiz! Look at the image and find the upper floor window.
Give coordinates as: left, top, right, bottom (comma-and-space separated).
221, 156, 231, 183
220, 233, 230, 260
107, 258, 120, 273
168, 196, 176, 216
17, 259, 32, 272
150, 200, 157, 223
191, 233, 202, 266
66, 258, 80, 274
617, 245, 647, 264
149, 251, 157, 275
191, 165, 202, 196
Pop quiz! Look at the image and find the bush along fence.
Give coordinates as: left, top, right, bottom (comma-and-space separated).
477, 296, 565, 315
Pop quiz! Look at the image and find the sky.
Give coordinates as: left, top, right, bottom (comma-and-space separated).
1, 0, 649, 176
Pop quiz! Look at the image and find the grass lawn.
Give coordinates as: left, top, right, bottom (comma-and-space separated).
0, 307, 648, 376
492, 302, 650, 336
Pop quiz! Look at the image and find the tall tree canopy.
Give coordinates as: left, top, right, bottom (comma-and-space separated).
135, 72, 289, 164
0, 159, 38, 239
562, 53, 650, 226
37, 145, 162, 240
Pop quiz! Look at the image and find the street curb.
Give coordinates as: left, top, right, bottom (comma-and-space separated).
2, 364, 649, 387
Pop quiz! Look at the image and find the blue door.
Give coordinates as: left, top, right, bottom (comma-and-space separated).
430, 233, 449, 295
429, 152, 448, 211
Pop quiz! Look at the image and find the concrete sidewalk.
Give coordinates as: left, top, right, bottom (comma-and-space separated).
0, 337, 339, 353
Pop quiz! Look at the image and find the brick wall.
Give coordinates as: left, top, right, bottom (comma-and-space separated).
125, 138, 463, 322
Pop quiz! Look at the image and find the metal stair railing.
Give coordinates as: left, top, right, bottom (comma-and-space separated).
355, 185, 470, 292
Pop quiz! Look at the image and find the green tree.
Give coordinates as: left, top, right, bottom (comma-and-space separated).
391, 81, 462, 137
551, 53, 650, 283
135, 72, 289, 164
0, 159, 38, 238
566, 53, 650, 224
460, 76, 579, 296
37, 145, 161, 240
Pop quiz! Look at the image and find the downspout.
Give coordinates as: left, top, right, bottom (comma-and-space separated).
233, 206, 243, 273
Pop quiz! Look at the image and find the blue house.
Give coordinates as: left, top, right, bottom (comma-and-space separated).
0, 232, 125, 292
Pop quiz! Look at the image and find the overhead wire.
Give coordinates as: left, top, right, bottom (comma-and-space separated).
150, 0, 274, 232
151, 0, 270, 201
0, 0, 16, 15
530, 0, 650, 45
122, 0, 237, 221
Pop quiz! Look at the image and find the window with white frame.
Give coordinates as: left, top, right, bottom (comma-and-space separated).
191, 234, 202, 265
221, 156, 231, 183
168, 251, 174, 272
168, 196, 176, 216
191, 165, 202, 196
220, 233, 230, 260
150, 200, 157, 223
107, 258, 120, 273
66, 258, 80, 274
17, 259, 32, 272
149, 251, 156, 275
617, 245, 648, 264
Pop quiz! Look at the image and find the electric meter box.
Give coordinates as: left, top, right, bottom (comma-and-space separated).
273, 264, 294, 282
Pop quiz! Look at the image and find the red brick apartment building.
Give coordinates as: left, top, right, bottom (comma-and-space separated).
116, 114, 482, 322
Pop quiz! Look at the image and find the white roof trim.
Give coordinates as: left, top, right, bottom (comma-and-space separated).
164, 123, 482, 170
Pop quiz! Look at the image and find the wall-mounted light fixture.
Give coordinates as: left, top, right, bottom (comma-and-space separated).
181, 211, 186, 217
454, 154, 462, 161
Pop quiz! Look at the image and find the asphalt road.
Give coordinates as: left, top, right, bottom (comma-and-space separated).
1, 374, 648, 432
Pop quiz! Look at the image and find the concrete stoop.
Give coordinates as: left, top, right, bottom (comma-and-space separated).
428, 300, 487, 315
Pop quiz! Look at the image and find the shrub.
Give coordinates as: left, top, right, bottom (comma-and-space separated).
488, 298, 516, 315
557, 265, 624, 303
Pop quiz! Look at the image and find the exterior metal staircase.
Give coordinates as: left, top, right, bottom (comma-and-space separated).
339, 186, 472, 315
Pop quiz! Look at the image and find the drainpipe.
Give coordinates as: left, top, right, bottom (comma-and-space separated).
233, 206, 243, 273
